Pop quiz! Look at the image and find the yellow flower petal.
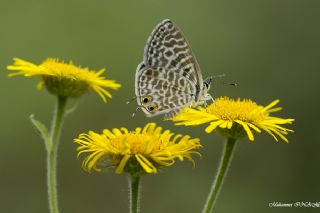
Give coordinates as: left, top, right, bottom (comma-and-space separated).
115, 155, 131, 174
7, 57, 121, 101
172, 97, 294, 142
226, 121, 233, 129
247, 123, 261, 133
263, 99, 280, 112
135, 154, 157, 173
219, 121, 229, 129
205, 120, 224, 133
235, 120, 254, 141
74, 123, 201, 175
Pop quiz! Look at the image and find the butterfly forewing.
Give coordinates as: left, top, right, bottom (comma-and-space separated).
143, 19, 203, 87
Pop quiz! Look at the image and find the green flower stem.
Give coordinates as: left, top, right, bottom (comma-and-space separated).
129, 174, 141, 213
202, 138, 237, 213
47, 96, 67, 213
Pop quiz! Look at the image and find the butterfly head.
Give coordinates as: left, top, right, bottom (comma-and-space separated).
204, 76, 213, 92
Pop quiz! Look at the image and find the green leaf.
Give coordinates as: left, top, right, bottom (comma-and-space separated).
30, 114, 50, 151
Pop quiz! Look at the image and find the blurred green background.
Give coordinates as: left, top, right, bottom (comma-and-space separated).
0, 0, 319, 212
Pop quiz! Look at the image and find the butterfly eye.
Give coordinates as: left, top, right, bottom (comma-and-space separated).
141, 96, 152, 105
147, 104, 158, 112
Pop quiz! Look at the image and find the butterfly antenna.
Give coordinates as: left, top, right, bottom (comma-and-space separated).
211, 74, 234, 87
126, 96, 137, 104
222, 82, 238, 86
212, 73, 226, 78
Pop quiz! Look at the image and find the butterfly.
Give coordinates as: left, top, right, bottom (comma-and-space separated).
135, 19, 213, 119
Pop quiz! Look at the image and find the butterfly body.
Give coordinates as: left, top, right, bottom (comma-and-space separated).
135, 19, 212, 119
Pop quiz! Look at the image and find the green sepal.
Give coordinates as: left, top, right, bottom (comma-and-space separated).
30, 114, 50, 151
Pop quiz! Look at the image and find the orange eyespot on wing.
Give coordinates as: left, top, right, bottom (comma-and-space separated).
146, 104, 158, 112
141, 96, 153, 106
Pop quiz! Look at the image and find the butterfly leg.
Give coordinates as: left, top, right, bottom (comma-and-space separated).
202, 94, 214, 112
132, 106, 142, 117
210, 95, 215, 103
126, 96, 137, 104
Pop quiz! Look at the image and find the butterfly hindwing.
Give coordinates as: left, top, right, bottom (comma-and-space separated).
135, 66, 195, 117
135, 19, 211, 118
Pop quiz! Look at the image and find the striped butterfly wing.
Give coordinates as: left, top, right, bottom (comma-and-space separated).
135, 64, 196, 118
135, 19, 203, 118
142, 19, 203, 88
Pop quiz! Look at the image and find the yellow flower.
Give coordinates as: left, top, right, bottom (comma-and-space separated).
172, 97, 294, 142
74, 123, 201, 175
7, 58, 121, 101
